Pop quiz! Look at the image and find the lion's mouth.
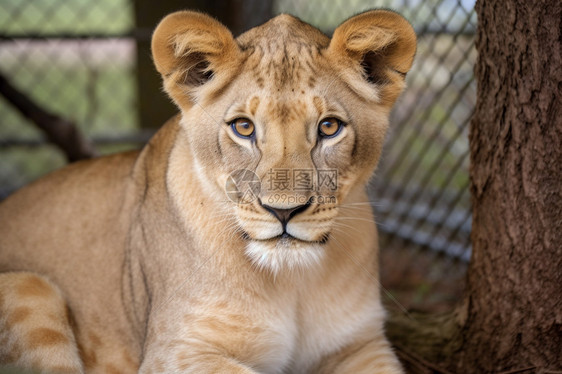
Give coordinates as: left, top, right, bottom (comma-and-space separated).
241, 231, 330, 245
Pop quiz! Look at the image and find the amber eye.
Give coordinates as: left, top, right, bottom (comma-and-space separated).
318, 117, 344, 138
230, 118, 255, 139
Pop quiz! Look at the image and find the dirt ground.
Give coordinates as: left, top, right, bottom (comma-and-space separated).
379, 236, 467, 315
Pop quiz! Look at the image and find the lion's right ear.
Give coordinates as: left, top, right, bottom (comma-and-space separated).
327, 10, 417, 107
151, 11, 240, 109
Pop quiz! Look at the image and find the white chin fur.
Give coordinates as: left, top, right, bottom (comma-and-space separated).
245, 239, 325, 275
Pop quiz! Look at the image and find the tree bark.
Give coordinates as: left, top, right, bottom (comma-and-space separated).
460, 0, 562, 371
388, 1, 562, 373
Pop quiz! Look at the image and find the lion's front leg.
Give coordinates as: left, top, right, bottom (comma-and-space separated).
139, 349, 258, 374
139, 331, 259, 374
317, 337, 404, 374
137, 309, 269, 374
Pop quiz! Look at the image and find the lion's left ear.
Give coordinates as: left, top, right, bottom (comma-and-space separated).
151, 11, 240, 109
328, 10, 417, 106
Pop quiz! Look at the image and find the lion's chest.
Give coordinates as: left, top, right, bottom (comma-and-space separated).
248, 288, 380, 374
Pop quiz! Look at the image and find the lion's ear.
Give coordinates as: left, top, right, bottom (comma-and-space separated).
328, 10, 417, 106
151, 11, 240, 109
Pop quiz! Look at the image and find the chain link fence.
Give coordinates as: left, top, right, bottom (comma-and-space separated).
0, 0, 138, 197
0, 0, 476, 310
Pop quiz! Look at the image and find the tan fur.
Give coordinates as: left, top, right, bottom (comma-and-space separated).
0, 10, 416, 373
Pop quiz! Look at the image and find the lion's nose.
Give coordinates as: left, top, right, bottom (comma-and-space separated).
260, 200, 311, 228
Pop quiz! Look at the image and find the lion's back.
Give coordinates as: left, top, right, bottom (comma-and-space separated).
0, 150, 139, 274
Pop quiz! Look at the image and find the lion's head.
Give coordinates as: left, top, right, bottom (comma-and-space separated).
152, 10, 416, 273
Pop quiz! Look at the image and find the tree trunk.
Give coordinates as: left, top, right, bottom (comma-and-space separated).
460, 0, 562, 371
388, 1, 562, 373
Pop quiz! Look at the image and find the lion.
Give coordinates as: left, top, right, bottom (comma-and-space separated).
0, 9, 416, 373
